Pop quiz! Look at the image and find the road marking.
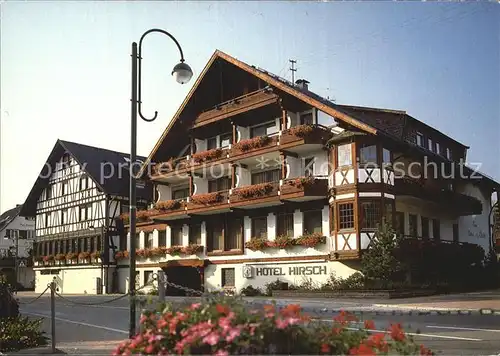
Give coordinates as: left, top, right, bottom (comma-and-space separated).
313, 320, 482, 341
24, 312, 128, 335
427, 325, 500, 333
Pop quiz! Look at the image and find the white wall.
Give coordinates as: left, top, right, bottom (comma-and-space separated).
235, 166, 251, 188
35, 265, 104, 294
0, 214, 35, 258
193, 177, 208, 195
457, 183, 492, 252
156, 185, 172, 201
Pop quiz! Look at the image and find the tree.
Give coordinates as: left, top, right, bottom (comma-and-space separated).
361, 220, 406, 286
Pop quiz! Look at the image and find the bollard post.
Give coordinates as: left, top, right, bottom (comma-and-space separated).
157, 270, 165, 301
50, 277, 56, 353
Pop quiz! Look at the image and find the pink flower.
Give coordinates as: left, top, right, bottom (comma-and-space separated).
144, 344, 155, 354
190, 303, 201, 310
215, 349, 228, 356
203, 331, 220, 346
140, 315, 148, 324
275, 318, 289, 329
225, 327, 241, 342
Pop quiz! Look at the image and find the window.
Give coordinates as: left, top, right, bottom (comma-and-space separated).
304, 157, 315, 177
220, 133, 232, 148
135, 234, 140, 249
171, 225, 183, 246
62, 181, 69, 195
251, 169, 280, 184
145, 232, 154, 249
338, 203, 354, 230
303, 210, 323, 234
453, 223, 459, 242
144, 271, 154, 285
172, 187, 190, 200
432, 219, 440, 240
337, 144, 352, 167
45, 214, 50, 227
408, 214, 418, 237
46, 187, 52, 200
207, 137, 217, 150
395, 212, 405, 236
120, 235, 127, 251
79, 176, 88, 190
277, 213, 294, 237
421, 217, 429, 239
250, 121, 277, 138
61, 209, 68, 225
207, 220, 223, 251
416, 132, 423, 147
436, 142, 441, 155
251, 216, 267, 239
226, 218, 243, 250
208, 177, 231, 192
61, 153, 71, 169
86, 205, 92, 220
80, 205, 92, 221
446, 148, 452, 160
221, 268, 235, 288
428, 138, 433, 152
189, 224, 201, 245
158, 230, 167, 247
89, 237, 95, 252
299, 112, 314, 125
360, 201, 381, 229
383, 148, 391, 165
359, 144, 377, 165
384, 202, 393, 227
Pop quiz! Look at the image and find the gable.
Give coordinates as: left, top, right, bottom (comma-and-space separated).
21, 140, 153, 217
138, 50, 379, 177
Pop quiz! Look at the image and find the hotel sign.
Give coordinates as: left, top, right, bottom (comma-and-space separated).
242, 264, 327, 279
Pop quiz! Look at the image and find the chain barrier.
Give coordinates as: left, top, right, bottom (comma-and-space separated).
16, 285, 51, 305
52, 279, 156, 306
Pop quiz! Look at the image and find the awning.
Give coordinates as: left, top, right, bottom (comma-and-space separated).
159, 259, 206, 268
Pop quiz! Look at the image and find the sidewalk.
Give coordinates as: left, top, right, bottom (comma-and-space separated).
4, 341, 123, 355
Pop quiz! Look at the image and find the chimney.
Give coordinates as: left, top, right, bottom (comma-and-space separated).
295, 79, 310, 91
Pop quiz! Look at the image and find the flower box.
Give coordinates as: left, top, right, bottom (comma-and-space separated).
192, 148, 224, 164
189, 192, 228, 209
280, 177, 328, 196
231, 182, 277, 204
281, 124, 330, 146
230, 135, 278, 156
155, 199, 186, 212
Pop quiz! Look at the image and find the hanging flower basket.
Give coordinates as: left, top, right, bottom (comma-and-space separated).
114, 250, 129, 261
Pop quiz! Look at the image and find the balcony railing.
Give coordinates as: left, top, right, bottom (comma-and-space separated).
188, 191, 230, 211
280, 177, 329, 197
230, 182, 280, 205
151, 125, 332, 180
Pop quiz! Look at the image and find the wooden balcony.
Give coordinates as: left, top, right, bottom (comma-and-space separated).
280, 177, 329, 200
187, 191, 230, 214
230, 182, 280, 207
280, 124, 332, 150
393, 176, 482, 216
229, 135, 279, 160
194, 90, 279, 128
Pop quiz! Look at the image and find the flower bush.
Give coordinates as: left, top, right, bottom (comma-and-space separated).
90, 251, 101, 260
78, 251, 90, 260
155, 200, 185, 211
167, 246, 184, 256
286, 176, 315, 188
233, 183, 274, 199
0, 316, 48, 352
112, 296, 432, 355
245, 233, 326, 251
231, 136, 274, 152
192, 149, 224, 164
66, 252, 78, 261
114, 250, 129, 260
191, 192, 224, 205
42, 255, 54, 263
286, 124, 315, 138
182, 244, 204, 255
54, 253, 66, 262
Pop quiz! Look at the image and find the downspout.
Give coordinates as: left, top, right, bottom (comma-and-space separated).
103, 194, 110, 294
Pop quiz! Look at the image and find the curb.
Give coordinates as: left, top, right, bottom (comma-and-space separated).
2, 347, 65, 355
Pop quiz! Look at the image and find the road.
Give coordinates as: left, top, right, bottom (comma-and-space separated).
17, 293, 500, 355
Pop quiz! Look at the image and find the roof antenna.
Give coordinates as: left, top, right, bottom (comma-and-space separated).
289, 59, 297, 84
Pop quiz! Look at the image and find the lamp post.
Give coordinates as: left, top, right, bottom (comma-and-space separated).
129, 29, 193, 338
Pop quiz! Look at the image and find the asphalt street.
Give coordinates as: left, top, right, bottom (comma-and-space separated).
17, 294, 500, 355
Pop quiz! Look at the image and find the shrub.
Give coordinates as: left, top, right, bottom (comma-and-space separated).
112, 296, 432, 355
0, 282, 18, 319
0, 316, 48, 352
239, 285, 264, 296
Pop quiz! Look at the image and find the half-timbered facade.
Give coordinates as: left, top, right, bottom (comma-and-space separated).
21, 140, 152, 294
118, 50, 499, 295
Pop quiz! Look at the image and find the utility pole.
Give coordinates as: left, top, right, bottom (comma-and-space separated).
289, 59, 297, 84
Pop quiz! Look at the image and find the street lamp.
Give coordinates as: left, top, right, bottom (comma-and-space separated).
129, 28, 192, 338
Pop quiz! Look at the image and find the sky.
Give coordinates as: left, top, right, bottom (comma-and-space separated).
0, 1, 499, 214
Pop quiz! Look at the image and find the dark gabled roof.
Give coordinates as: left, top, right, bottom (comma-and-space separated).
20, 140, 153, 217
0, 205, 22, 232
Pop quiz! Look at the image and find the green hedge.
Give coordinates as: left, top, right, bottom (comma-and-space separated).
0, 316, 48, 352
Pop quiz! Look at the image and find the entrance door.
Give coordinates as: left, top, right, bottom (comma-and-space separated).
163, 266, 202, 296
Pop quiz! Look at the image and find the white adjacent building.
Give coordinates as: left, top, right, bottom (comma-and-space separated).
0, 204, 35, 288
20, 140, 151, 294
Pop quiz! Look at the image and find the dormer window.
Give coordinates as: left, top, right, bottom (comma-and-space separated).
428, 138, 433, 152
446, 148, 452, 160
436, 142, 441, 155
416, 132, 423, 147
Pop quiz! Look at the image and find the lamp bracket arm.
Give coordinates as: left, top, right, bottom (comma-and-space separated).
136, 28, 186, 123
